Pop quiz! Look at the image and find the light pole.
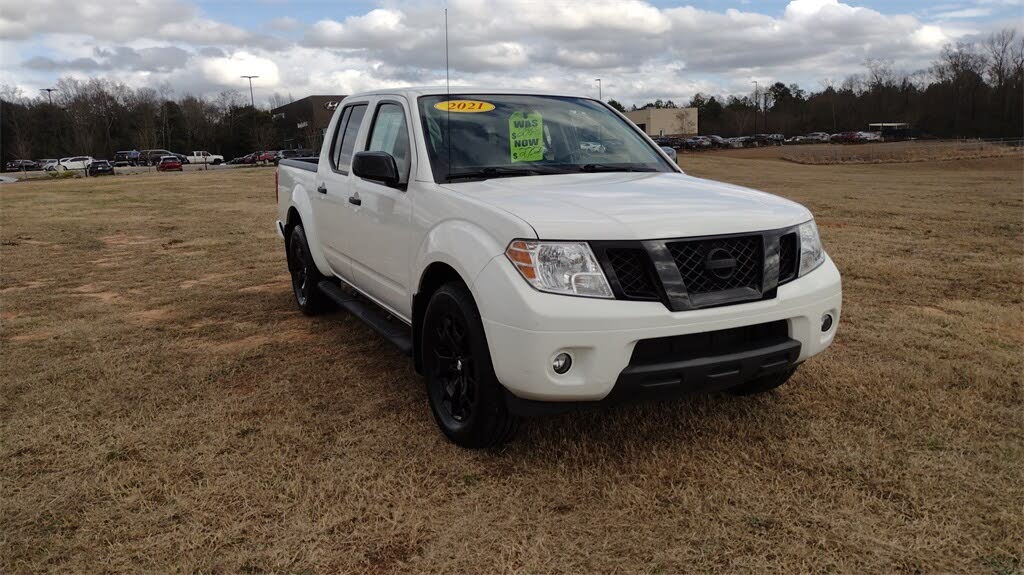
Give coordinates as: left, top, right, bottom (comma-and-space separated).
241, 75, 259, 152
240, 75, 258, 108
40, 88, 56, 105
595, 78, 602, 100
751, 80, 758, 135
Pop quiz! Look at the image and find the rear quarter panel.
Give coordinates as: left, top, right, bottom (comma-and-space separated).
277, 164, 334, 276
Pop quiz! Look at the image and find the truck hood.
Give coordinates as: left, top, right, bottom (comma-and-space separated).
442, 172, 812, 240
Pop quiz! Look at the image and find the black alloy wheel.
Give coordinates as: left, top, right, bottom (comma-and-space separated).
286, 225, 326, 315
429, 312, 476, 424
422, 283, 519, 448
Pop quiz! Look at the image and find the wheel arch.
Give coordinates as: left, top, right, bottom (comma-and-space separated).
284, 206, 302, 240
412, 261, 469, 374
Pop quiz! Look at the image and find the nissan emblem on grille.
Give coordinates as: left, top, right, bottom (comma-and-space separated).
705, 248, 737, 280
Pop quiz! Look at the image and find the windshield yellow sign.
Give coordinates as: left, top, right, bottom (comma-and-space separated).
509, 111, 543, 162
433, 100, 495, 113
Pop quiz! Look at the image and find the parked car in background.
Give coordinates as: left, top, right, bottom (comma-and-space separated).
805, 132, 831, 143
233, 151, 262, 164
57, 156, 93, 171
831, 132, 862, 144
256, 150, 278, 164
41, 159, 59, 171
858, 131, 884, 142
114, 150, 141, 166
754, 134, 784, 146
156, 155, 183, 171
685, 136, 712, 150
5, 159, 40, 171
784, 135, 806, 145
726, 136, 752, 148
87, 160, 115, 176
140, 149, 173, 165
707, 135, 729, 148
186, 150, 224, 165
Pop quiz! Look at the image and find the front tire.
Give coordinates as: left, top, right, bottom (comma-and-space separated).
286, 225, 329, 315
728, 367, 796, 396
422, 283, 519, 448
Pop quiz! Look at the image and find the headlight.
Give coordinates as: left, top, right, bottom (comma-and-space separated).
798, 219, 826, 276
505, 240, 613, 298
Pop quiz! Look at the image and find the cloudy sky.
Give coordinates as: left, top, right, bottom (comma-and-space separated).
1, 0, 1020, 106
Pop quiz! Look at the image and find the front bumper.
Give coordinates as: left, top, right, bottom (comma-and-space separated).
473, 254, 841, 402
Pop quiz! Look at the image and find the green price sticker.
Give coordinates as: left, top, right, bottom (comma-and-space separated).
509, 111, 543, 163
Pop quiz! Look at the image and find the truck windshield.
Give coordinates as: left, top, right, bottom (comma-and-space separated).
417, 94, 673, 183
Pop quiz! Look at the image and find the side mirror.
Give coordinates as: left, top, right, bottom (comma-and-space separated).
352, 151, 400, 186
660, 146, 678, 163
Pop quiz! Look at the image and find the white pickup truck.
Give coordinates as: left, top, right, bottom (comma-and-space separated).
276, 87, 841, 448
186, 150, 224, 165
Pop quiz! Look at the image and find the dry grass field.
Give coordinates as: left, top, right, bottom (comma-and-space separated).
1, 151, 1022, 573
781, 139, 1022, 165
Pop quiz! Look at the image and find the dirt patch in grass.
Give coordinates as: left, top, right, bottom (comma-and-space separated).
1, 162, 1021, 573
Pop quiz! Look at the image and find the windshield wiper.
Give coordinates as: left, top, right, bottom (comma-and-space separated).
446, 166, 571, 182
578, 163, 659, 173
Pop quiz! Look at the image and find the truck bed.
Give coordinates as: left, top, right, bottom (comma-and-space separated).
279, 157, 318, 172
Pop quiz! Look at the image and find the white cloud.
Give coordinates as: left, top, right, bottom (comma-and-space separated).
266, 17, 301, 32
199, 52, 280, 87
933, 8, 993, 19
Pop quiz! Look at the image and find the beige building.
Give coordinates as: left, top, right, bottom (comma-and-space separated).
624, 107, 698, 137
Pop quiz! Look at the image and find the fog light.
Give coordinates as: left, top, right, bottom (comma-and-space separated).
821, 313, 834, 332
552, 352, 572, 374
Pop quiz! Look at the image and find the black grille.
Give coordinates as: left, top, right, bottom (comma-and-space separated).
629, 320, 789, 366
778, 232, 798, 284
667, 235, 762, 295
606, 248, 658, 299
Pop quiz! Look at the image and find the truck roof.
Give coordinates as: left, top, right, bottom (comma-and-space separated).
343, 86, 588, 100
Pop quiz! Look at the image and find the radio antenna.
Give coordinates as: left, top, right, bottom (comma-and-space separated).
444, 8, 451, 181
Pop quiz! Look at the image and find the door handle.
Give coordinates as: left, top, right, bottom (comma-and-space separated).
317, 183, 327, 194
348, 195, 362, 206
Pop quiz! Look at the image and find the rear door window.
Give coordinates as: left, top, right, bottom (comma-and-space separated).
330, 104, 367, 173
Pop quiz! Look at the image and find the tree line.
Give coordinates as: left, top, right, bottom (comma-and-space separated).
0, 79, 290, 165
609, 29, 1023, 139
2, 29, 1022, 166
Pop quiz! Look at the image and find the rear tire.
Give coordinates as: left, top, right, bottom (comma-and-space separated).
286, 225, 329, 315
728, 367, 796, 396
422, 282, 520, 448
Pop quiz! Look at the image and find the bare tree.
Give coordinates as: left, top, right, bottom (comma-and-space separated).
0, 83, 25, 104
268, 92, 294, 109
865, 59, 897, 89
984, 29, 1016, 90
932, 41, 989, 136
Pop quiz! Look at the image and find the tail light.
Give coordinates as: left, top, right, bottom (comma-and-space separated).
274, 168, 279, 203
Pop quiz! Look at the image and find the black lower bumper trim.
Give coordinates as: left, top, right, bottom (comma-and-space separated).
611, 339, 800, 398
504, 338, 802, 417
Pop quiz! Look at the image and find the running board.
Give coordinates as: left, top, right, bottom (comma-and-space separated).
317, 280, 413, 355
